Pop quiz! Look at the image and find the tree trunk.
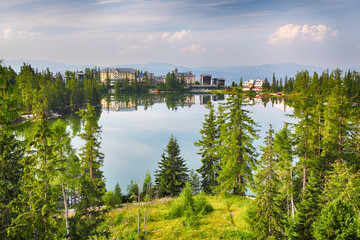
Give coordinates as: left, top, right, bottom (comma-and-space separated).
62, 182, 70, 238
290, 165, 295, 218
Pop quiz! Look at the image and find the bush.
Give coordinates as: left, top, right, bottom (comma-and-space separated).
313, 197, 359, 240
194, 193, 214, 215
167, 183, 213, 226
103, 191, 117, 208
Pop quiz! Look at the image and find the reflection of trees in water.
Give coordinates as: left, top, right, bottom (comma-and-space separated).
102, 93, 199, 111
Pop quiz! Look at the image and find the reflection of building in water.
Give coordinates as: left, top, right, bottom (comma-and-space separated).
183, 95, 195, 107
273, 99, 293, 112
101, 98, 136, 111
199, 94, 225, 105
244, 96, 263, 105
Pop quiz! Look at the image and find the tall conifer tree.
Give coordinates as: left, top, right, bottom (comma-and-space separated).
215, 88, 258, 195
194, 100, 220, 194
248, 125, 283, 239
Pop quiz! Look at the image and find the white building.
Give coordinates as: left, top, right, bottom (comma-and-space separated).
242, 78, 264, 91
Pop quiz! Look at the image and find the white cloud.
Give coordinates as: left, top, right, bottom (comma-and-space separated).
92, 0, 124, 5
2, 28, 13, 40
18, 30, 41, 39
142, 34, 154, 43
169, 29, 191, 42
214, 47, 223, 53
268, 24, 337, 44
119, 45, 152, 54
161, 32, 169, 39
180, 43, 205, 53
2, 28, 41, 40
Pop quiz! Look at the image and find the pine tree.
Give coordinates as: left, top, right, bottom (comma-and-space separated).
291, 172, 322, 240
274, 124, 295, 219
248, 125, 283, 239
322, 79, 353, 166
77, 103, 104, 180
141, 171, 153, 200
114, 183, 122, 205
9, 111, 61, 239
0, 128, 24, 239
188, 169, 201, 195
50, 119, 80, 237
194, 100, 220, 194
313, 198, 358, 240
215, 88, 258, 195
292, 71, 314, 191
70, 103, 107, 239
155, 135, 188, 197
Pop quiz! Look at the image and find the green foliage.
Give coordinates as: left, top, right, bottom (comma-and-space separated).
114, 182, 122, 205
8, 112, 61, 239
313, 198, 359, 240
291, 172, 322, 240
126, 180, 139, 202
168, 183, 213, 220
188, 169, 201, 195
103, 191, 118, 209
155, 135, 188, 197
215, 88, 258, 195
70, 103, 107, 239
194, 100, 220, 194
0, 128, 24, 239
248, 125, 284, 239
141, 171, 154, 200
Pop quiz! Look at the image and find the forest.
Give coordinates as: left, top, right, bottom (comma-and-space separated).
1, 60, 360, 239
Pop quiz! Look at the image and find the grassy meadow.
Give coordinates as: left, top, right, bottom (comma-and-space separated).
96, 195, 253, 239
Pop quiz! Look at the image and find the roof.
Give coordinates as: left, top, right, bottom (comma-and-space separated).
101, 68, 137, 73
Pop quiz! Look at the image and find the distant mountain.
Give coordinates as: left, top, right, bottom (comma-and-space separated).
4, 59, 356, 85
3, 59, 97, 74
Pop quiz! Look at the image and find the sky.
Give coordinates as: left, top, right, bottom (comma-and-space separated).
0, 0, 359, 68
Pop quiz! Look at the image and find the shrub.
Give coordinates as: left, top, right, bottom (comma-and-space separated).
194, 193, 214, 215
313, 197, 359, 240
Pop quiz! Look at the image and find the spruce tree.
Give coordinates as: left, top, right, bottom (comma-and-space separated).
274, 124, 295, 219
50, 119, 80, 238
248, 125, 283, 239
322, 81, 353, 166
313, 198, 358, 240
155, 135, 188, 197
215, 88, 258, 195
141, 171, 153, 200
0, 128, 24, 239
70, 103, 107, 239
9, 111, 61, 239
291, 172, 322, 240
194, 100, 220, 194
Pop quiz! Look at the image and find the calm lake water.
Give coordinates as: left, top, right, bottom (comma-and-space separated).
71, 93, 295, 192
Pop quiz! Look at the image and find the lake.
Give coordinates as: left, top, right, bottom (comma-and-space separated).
71, 93, 295, 193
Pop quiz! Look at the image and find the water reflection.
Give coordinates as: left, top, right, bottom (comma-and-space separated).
101, 93, 228, 112
101, 93, 226, 112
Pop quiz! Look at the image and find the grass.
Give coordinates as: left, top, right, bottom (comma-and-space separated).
95, 195, 253, 239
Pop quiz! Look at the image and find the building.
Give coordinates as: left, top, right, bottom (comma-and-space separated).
200, 74, 226, 86
200, 74, 212, 85
212, 77, 226, 86
100, 68, 137, 86
242, 78, 264, 91
173, 68, 195, 85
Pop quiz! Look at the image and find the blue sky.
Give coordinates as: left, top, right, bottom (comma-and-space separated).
0, 0, 359, 68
